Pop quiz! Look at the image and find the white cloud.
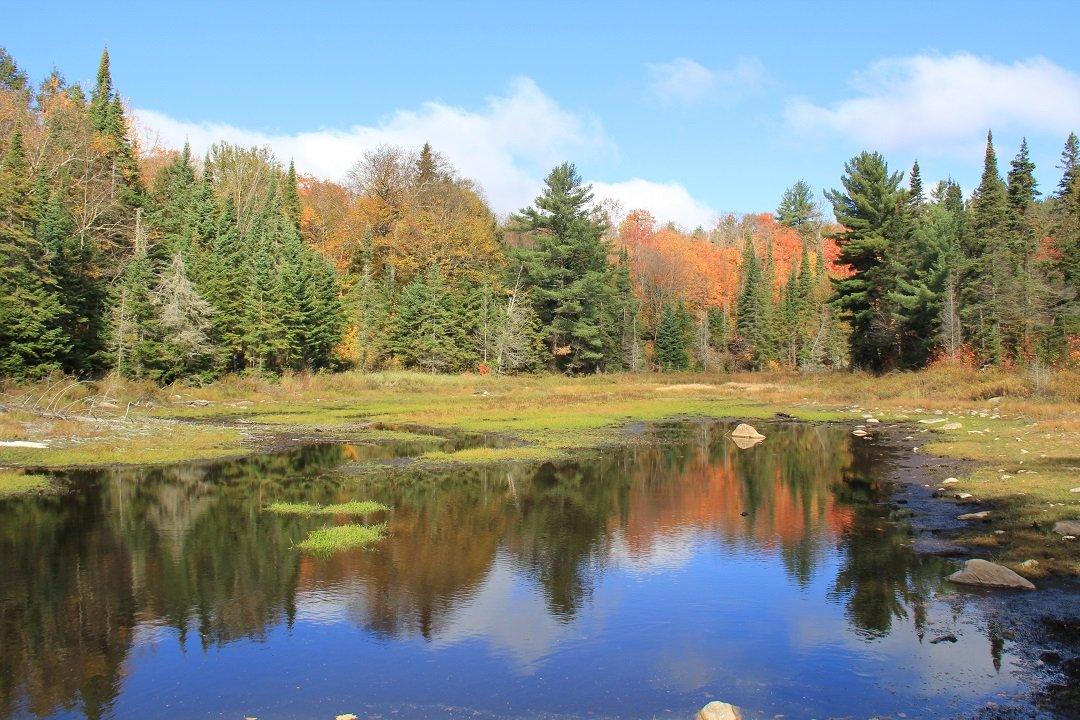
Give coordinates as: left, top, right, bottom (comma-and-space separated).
135, 77, 609, 215
647, 56, 766, 106
785, 53, 1080, 155
591, 178, 717, 230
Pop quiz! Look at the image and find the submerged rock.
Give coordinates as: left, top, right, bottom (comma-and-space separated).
1052, 520, 1080, 536
731, 435, 764, 450
697, 701, 742, 720
948, 559, 1035, 590
730, 423, 765, 440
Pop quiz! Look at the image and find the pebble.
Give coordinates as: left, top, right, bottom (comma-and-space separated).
942, 478, 959, 485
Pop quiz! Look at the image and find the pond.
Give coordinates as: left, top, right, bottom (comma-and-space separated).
0, 420, 1045, 719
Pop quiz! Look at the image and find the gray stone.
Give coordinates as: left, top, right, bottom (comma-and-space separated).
697, 701, 742, 720
948, 559, 1035, 590
1052, 520, 1080, 536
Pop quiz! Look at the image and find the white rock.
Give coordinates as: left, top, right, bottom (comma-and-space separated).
948, 559, 1035, 590
0, 440, 48, 449
955, 492, 974, 500
697, 701, 742, 720
958, 511, 990, 521
1070, 488, 1080, 494
942, 478, 959, 485
730, 423, 765, 440
852, 429, 868, 437
940, 422, 963, 431
866, 418, 880, 424
920, 418, 946, 425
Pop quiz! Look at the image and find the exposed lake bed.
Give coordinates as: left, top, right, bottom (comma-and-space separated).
2, 417, 1077, 719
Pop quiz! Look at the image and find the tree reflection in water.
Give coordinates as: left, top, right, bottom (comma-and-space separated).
0, 421, 983, 719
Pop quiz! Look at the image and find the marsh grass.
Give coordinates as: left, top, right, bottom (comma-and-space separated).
266, 500, 388, 516
418, 446, 564, 465
297, 523, 387, 557
0, 469, 52, 497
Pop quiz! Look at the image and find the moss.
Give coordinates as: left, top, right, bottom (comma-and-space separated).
0, 469, 52, 497
297, 523, 387, 557
266, 500, 388, 516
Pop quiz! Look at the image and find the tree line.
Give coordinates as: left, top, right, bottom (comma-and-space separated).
0, 48, 1077, 381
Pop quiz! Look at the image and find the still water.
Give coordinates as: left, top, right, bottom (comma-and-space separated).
0, 421, 1035, 719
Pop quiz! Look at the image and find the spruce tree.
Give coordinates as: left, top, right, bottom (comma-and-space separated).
962, 131, 1012, 364
909, 160, 925, 210
88, 48, 143, 209
1006, 138, 1042, 359
511, 163, 620, 373
655, 301, 691, 371
776, 180, 821, 237
0, 129, 68, 378
734, 237, 776, 369
825, 151, 906, 372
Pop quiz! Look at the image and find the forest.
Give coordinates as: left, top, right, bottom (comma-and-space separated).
1, 47, 1078, 383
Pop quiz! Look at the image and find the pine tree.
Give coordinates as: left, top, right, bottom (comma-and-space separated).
283, 160, 302, 228
962, 131, 1012, 364
0, 129, 68, 377
199, 197, 247, 371
511, 163, 620, 373
655, 301, 691, 371
825, 151, 906, 372
1005, 138, 1042, 359
88, 48, 143, 209
776, 180, 821, 236
1047, 133, 1080, 359
393, 267, 469, 372
149, 143, 199, 258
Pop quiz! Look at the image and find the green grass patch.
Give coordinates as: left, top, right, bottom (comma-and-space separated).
418, 445, 564, 465
0, 469, 52, 497
297, 523, 387, 557
266, 500, 388, 516
0, 424, 244, 468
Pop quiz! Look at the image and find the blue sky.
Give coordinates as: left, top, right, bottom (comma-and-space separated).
7, 1, 1080, 227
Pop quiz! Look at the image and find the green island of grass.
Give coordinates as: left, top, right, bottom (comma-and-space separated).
297, 523, 387, 557
266, 500, 388, 516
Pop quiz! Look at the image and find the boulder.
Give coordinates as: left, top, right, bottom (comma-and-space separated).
948, 559, 1035, 590
730, 423, 765, 440
957, 511, 991, 521
1052, 520, 1080, 536
697, 701, 742, 720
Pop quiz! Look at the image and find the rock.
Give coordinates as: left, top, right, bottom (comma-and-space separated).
1041, 651, 1062, 665
940, 422, 963, 431
920, 418, 946, 425
1019, 559, 1040, 570
336, 715, 358, 720
958, 511, 991, 521
1070, 487, 1080, 493
730, 423, 765, 440
947, 559, 1035, 590
1052, 520, 1080, 536
942, 477, 959, 485
0, 440, 49, 449
911, 537, 967, 556
697, 701, 742, 720
930, 634, 958, 644
865, 417, 880, 424
955, 492, 974, 500
852, 429, 868, 437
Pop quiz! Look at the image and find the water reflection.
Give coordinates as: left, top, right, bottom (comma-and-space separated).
0, 421, 1023, 719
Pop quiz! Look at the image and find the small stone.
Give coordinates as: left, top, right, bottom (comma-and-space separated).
994, 530, 1005, 535
958, 511, 991, 521
930, 634, 958, 644
336, 715, 359, 720
697, 701, 742, 720
1019, 559, 1039, 569
1070, 487, 1080, 494
866, 418, 880, 424
947, 559, 1035, 590
942, 477, 959, 485
955, 492, 974, 500
852, 429, 868, 437
940, 422, 963, 431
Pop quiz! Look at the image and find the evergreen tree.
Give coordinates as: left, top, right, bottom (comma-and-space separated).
1047, 133, 1080, 358
908, 160, 925, 210
511, 163, 620, 373
776, 180, 821, 236
734, 237, 776, 369
393, 267, 470, 372
108, 217, 161, 378
961, 131, 1012, 364
199, 197, 247, 371
0, 129, 68, 378
88, 48, 143, 209
1006, 137, 1043, 359
825, 151, 906, 372
655, 301, 691, 371
148, 143, 199, 258
151, 252, 216, 382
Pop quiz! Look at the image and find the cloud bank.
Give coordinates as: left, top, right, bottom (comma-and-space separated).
136, 77, 717, 228
785, 53, 1080, 155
